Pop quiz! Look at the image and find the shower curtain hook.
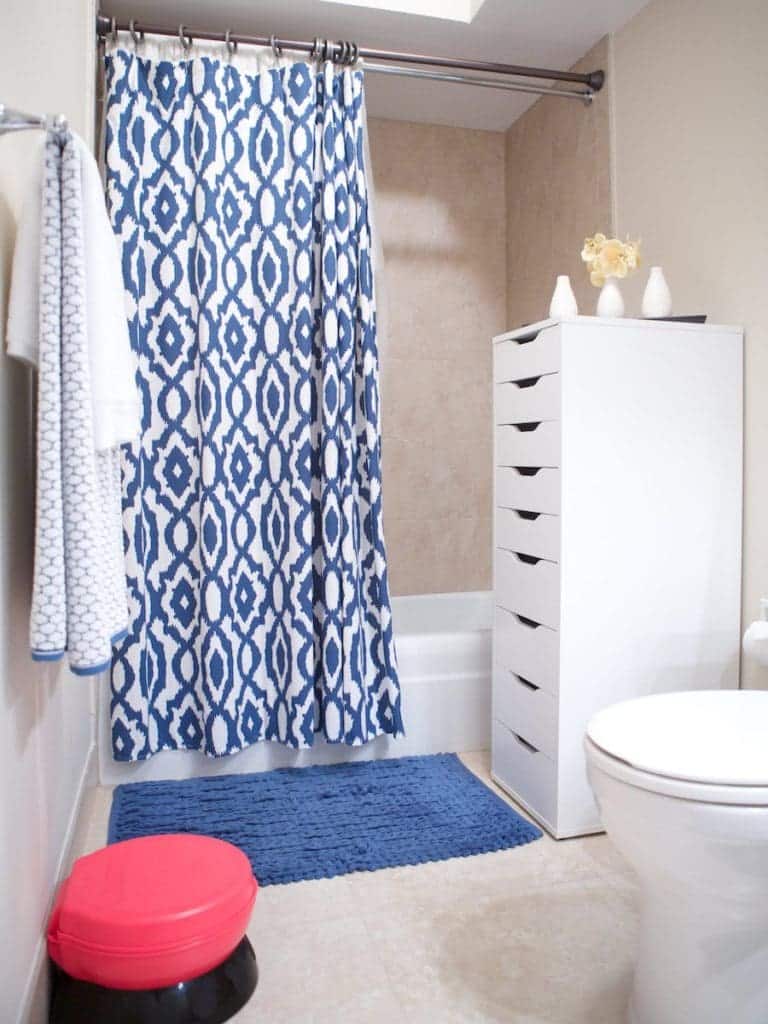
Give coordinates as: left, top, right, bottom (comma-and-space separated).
128, 20, 144, 48
270, 34, 283, 61
348, 42, 359, 67
178, 24, 192, 52
225, 29, 237, 56
110, 17, 118, 45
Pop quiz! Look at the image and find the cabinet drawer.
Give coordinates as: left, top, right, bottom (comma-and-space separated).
492, 718, 557, 828
496, 507, 560, 562
496, 421, 560, 467
493, 667, 558, 760
496, 467, 560, 515
494, 605, 559, 694
495, 549, 560, 630
495, 374, 560, 425
494, 326, 561, 383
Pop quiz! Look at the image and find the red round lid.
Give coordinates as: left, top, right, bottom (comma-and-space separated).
48, 834, 258, 989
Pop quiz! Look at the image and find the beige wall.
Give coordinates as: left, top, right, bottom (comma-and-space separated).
0, 2, 97, 1021
612, 0, 768, 686
505, 38, 613, 328
368, 118, 506, 596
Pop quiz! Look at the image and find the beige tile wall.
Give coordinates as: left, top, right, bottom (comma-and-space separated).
505, 38, 613, 328
367, 118, 507, 597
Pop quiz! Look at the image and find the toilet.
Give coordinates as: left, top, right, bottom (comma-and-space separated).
584, 690, 768, 1024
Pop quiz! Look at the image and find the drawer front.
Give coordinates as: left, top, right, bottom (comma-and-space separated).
492, 718, 557, 828
496, 467, 560, 515
495, 549, 560, 630
496, 421, 560, 467
493, 667, 558, 760
494, 605, 559, 694
496, 507, 560, 562
495, 374, 560, 425
494, 326, 561, 383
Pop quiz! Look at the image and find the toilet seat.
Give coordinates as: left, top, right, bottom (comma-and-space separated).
586, 690, 768, 805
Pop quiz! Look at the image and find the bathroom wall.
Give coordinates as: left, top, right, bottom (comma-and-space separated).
612, 0, 768, 687
504, 38, 613, 328
368, 118, 506, 596
0, 1, 97, 1021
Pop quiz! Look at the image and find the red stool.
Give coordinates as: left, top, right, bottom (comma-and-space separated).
48, 834, 258, 1024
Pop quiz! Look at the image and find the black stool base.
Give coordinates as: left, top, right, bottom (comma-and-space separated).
50, 936, 258, 1024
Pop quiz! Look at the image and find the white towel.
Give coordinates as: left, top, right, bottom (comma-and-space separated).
7, 135, 141, 450
7, 133, 135, 673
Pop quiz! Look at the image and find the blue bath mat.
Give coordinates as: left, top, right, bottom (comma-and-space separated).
108, 754, 541, 885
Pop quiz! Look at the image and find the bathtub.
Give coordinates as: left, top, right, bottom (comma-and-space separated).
99, 591, 493, 784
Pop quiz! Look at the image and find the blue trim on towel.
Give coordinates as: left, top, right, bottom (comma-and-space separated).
70, 658, 113, 677
31, 649, 65, 663
111, 628, 129, 644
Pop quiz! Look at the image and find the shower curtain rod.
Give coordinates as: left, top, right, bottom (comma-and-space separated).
95, 13, 604, 101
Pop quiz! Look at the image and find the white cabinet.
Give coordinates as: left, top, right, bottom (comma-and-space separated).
491, 316, 743, 838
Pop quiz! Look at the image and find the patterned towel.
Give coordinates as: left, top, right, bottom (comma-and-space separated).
19, 134, 129, 674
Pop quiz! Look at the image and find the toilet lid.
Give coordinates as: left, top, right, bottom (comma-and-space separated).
587, 690, 768, 786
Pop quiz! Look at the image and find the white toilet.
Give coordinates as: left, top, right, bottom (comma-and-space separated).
585, 690, 768, 1024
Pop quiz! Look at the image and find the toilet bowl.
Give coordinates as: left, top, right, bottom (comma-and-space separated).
584, 690, 768, 1024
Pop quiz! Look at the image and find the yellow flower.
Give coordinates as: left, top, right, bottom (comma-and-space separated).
580, 233, 606, 264
581, 233, 641, 286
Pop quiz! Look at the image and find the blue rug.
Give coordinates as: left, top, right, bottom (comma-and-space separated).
108, 753, 542, 885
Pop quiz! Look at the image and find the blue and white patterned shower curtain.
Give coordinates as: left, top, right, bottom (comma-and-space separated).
104, 49, 402, 760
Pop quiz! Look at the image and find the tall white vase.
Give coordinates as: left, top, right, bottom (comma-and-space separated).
642, 266, 673, 318
549, 275, 578, 318
596, 279, 625, 318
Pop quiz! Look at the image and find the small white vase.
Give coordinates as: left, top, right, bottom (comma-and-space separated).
641, 266, 673, 318
596, 279, 625, 318
548, 275, 578, 318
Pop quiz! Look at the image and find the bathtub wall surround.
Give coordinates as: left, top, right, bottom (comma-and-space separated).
369, 118, 506, 597
99, 591, 492, 785
505, 37, 613, 329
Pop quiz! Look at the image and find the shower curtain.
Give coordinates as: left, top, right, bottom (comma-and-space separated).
104, 46, 402, 760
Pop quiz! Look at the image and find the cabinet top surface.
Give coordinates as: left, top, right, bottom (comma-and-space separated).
493, 315, 743, 344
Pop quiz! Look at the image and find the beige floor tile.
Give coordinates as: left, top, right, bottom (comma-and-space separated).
69, 751, 639, 1023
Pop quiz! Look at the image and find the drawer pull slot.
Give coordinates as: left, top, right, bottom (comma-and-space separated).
514, 552, 541, 565
514, 509, 541, 521
513, 421, 541, 433
514, 375, 541, 389
512, 329, 542, 346
515, 613, 541, 629
513, 466, 541, 477
512, 731, 539, 754
513, 673, 540, 692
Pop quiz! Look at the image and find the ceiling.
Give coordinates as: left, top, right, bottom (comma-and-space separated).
104, 0, 649, 131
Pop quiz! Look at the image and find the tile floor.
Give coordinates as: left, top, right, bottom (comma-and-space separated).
68, 751, 640, 1023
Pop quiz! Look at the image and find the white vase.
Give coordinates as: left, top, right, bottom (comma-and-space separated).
596, 279, 625, 318
548, 275, 578, 318
642, 266, 673, 318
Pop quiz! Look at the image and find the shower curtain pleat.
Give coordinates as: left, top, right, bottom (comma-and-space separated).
104, 48, 402, 760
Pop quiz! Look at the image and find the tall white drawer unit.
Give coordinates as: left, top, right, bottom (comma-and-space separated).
491, 316, 743, 838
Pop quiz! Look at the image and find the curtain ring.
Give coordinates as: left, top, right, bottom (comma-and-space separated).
349, 42, 359, 66
179, 24, 192, 52
311, 37, 321, 60
270, 34, 282, 60
225, 29, 237, 56
128, 20, 144, 48
321, 39, 331, 62
340, 41, 351, 66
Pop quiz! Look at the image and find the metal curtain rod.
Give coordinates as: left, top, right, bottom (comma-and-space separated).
95, 13, 604, 99
0, 103, 68, 137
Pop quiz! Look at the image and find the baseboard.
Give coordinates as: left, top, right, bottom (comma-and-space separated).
17, 741, 97, 1024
